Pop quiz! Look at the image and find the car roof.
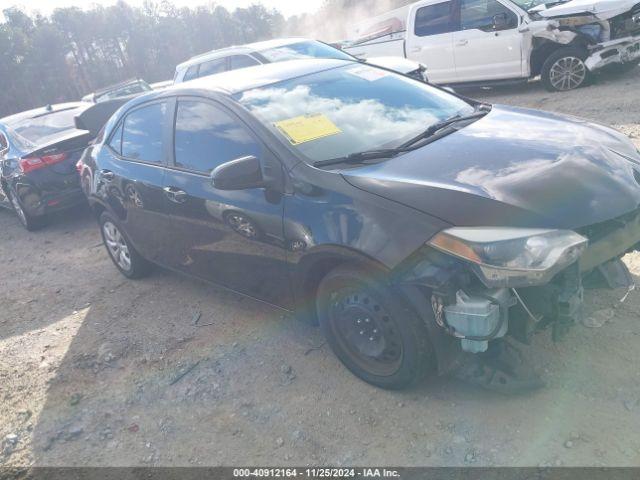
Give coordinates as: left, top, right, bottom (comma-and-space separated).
175, 37, 310, 71
167, 58, 349, 96
0, 102, 91, 127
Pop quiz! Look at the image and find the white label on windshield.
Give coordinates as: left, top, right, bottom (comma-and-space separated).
347, 65, 390, 81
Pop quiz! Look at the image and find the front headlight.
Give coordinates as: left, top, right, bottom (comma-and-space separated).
428, 227, 588, 287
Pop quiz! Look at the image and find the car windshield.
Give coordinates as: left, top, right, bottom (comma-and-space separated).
259, 41, 355, 63
95, 81, 152, 102
11, 108, 81, 144
236, 64, 475, 164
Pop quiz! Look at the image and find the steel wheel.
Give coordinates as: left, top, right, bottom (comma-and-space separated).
549, 56, 586, 91
226, 213, 258, 239
103, 220, 132, 271
328, 288, 404, 376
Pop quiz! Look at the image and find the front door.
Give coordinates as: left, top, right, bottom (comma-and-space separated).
162, 98, 293, 307
406, 0, 458, 83
453, 0, 523, 81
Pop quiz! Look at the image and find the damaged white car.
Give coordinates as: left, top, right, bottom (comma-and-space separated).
342, 0, 640, 90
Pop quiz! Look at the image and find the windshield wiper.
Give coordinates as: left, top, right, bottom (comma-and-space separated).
313, 106, 490, 169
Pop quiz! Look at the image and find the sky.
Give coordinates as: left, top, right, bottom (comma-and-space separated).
0, 0, 325, 18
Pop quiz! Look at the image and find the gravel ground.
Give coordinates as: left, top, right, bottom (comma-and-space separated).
1, 67, 640, 469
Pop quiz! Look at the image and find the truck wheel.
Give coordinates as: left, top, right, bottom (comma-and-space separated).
8, 187, 45, 231
99, 211, 152, 279
541, 47, 589, 92
316, 265, 435, 389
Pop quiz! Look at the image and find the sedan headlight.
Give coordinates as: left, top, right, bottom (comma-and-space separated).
428, 227, 588, 287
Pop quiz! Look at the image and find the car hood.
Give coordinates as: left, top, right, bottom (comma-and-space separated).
342, 105, 640, 229
533, 0, 637, 19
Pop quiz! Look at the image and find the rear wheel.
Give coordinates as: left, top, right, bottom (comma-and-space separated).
316, 265, 434, 389
99, 212, 151, 279
541, 47, 589, 92
8, 188, 45, 231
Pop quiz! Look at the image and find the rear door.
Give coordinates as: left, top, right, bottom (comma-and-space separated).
162, 97, 292, 306
98, 99, 172, 262
405, 0, 459, 83
453, 0, 523, 81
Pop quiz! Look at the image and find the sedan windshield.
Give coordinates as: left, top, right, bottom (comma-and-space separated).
236, 64, 475, 164
258, 41, 356, 63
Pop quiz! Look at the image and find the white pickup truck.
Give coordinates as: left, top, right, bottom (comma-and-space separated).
342, 0, 640, 91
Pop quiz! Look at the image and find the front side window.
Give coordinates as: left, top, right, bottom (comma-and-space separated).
229, 55, 261, 70
461, 0, 517, 31
121, 102, 167, 163
183, 65, 199, 82
174, 100, 261, 174
259, 41, 355, 63
198, 58, 227, 78
414, 1, 458, 36
237, 64, 474, 164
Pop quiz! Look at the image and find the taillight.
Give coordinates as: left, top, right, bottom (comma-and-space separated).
75, 159, 83, 174
19, 152, 68, 173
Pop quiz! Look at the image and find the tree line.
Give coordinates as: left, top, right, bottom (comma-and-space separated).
0, 0, 411, 117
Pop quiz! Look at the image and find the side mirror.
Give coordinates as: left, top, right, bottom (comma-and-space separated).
212, 155, 264, 191
492, 13, 509, 30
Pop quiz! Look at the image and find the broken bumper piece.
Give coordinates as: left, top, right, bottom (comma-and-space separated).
586, 34, 640, 70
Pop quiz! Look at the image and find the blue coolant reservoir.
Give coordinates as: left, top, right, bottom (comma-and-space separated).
443, 289, 512, 353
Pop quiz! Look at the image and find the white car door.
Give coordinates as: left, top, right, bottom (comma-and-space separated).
405, 0, 459, 83
452, 0, 524, 82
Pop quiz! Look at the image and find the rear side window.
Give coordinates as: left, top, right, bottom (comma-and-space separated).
108, 122, 123, 154
414, 1, 458, 36
121, 102, 168, 163
174, 100, 261, 174
183, 65, 199, 82
229, 55, 261, 70
198, 58, 227, 78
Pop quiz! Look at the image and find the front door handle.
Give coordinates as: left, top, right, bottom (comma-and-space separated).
163, 186, 188, 203
456, 39, 468, 46
100, 169, 115, 182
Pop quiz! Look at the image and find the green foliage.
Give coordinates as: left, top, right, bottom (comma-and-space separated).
0, 1, 285, 116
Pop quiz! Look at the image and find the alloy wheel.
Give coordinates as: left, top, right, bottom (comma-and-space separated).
549, 56, 586, 91
102, 221, 132, 271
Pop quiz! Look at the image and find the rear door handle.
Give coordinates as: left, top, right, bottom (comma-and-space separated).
163, 186, 188, 203
100, 169, 115, 182
456, 39, 468, 46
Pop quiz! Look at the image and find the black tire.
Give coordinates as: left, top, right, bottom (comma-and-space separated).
541, 47, 589, 92
8, 188, 45, 231
99, 211, 152, 279
316, 265, 435, 389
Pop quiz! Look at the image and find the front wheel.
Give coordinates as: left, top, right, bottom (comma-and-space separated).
316, 265, 435, 389
99, 212, 151, 279
541, 47, 589, 92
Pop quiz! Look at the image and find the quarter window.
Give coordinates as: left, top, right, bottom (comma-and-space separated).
108, 122, 123, 154
174, 100, 261, 174
229, 55, 261, 70
198, 58, 227, 78
414, 1, 458, 36
122, 102, 168, 163
460, 0, 517, 31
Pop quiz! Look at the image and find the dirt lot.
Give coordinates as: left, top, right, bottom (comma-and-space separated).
1, 68, 640, 470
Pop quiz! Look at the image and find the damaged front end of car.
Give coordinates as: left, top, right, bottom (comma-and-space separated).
525, 0, 640, 74
394, 216, 638, 391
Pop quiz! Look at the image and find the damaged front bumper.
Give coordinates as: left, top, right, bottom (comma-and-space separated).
585, 34, 640, 70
